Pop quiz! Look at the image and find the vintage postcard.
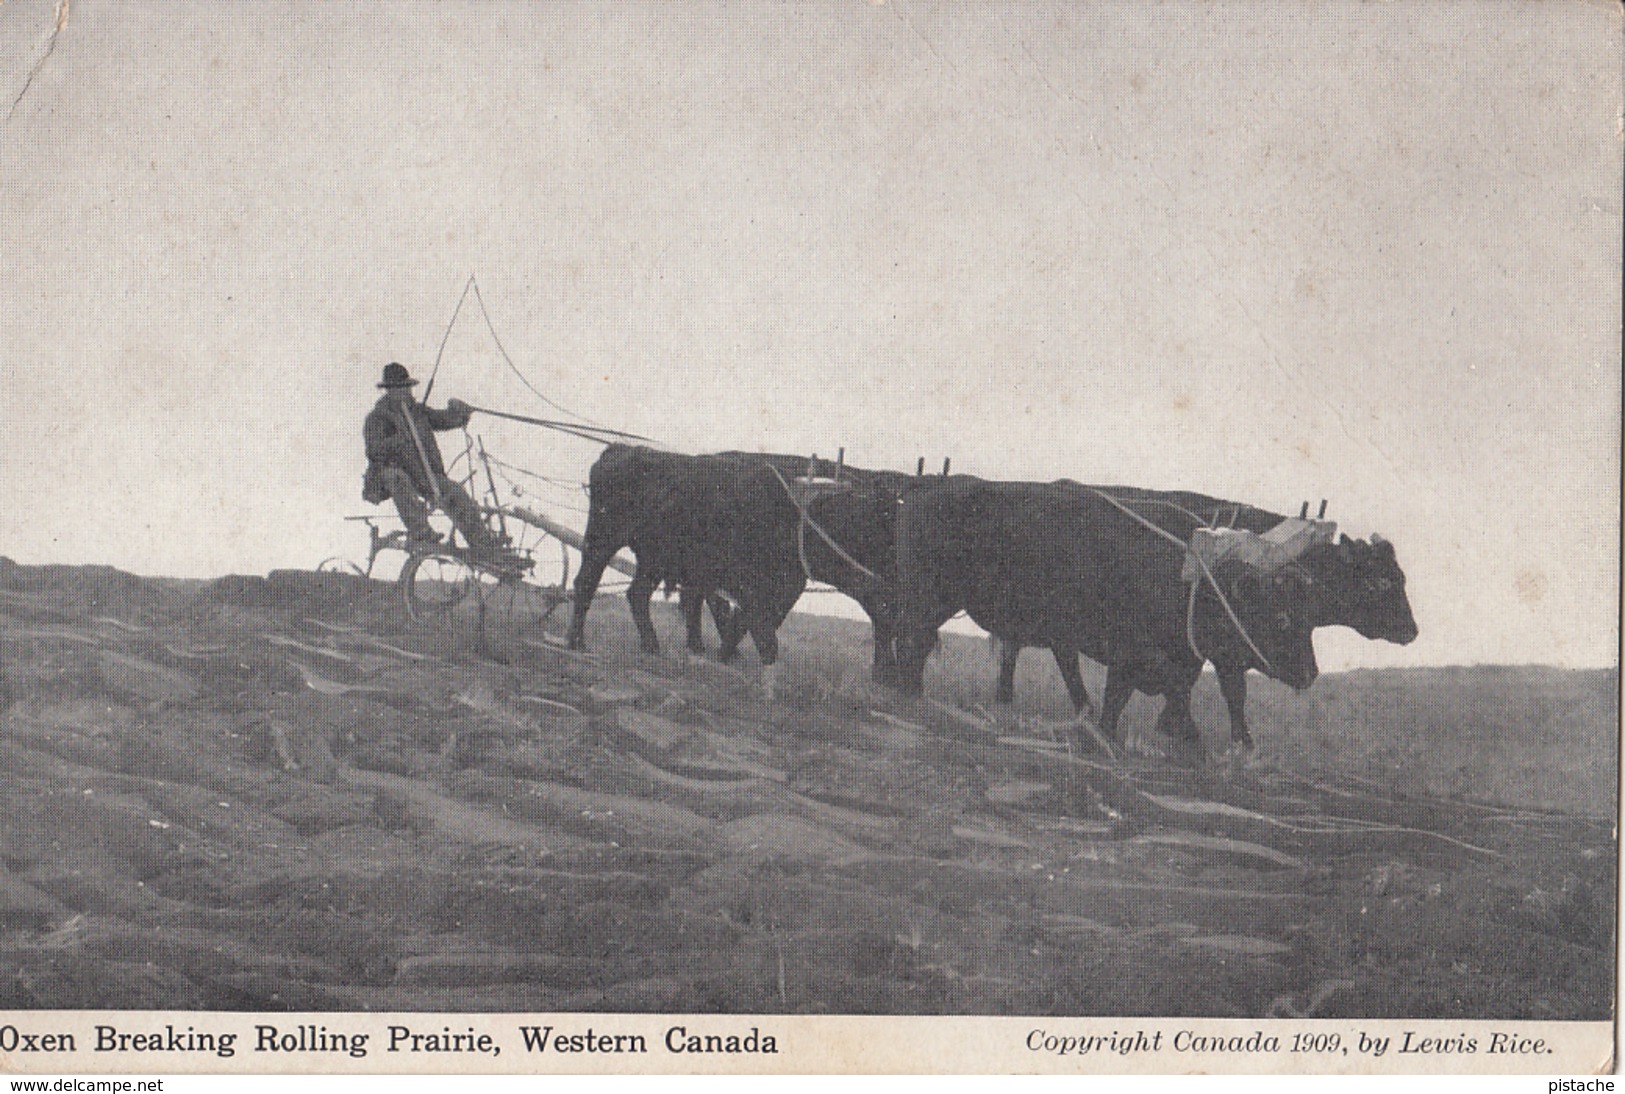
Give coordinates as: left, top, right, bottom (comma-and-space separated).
0, 0, 1618, 1081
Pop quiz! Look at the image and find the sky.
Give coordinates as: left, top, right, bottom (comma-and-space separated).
1, 0, 1619, 670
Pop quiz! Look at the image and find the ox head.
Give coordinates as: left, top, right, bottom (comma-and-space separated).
1308, 533, 1419, 644
1214, 562, 1321, 690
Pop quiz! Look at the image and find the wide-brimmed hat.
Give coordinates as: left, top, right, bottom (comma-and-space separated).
378, 362, 418, 389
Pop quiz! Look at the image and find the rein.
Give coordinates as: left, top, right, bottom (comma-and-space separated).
1087, 487, 1277, 673
465, 404, 662, 446
765, 463, 881, 585
422, 275, 476, 405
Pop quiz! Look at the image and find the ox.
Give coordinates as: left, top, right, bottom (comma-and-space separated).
565, 446, 806, 692
996, 483, 1417, 748
706, 453, 910, 685
564, 446, 910, 695
892, 476, 1322, 759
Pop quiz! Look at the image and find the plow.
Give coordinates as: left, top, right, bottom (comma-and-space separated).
321, 437, 604, 636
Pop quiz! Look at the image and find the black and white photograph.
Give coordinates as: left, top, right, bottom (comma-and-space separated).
0, 0, 1618, 1077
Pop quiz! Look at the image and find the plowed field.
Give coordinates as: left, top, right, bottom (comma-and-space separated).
0, 561, 1613, 1017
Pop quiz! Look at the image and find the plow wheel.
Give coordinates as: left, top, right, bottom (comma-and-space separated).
518, 535, 573, 627
530, 533, 572, 597
399, 552, 478, 622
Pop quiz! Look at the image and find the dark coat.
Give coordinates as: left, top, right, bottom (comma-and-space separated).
362, 395, 471, 499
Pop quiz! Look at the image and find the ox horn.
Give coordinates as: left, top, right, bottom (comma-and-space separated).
1371, 532, 1389, 546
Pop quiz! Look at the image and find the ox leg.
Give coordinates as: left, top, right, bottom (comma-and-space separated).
739, 607, 779, 668
1111, 657, 1175, 759
626, 567, 662, 655
738, 607, 781, 701
1099, 668, 1135, 748
679, 586, 707, 655
707, 594, 739, 657
1052, 646, 1097, 718
1215, 664, 1253, 751
869, 618, 899, 688
892, 628, 930, 697
995, 641, 1020, 705
1152, 666, 1208, 766
862, 594, 900, 688
893, 614, 952, 699
714, 596, 747, 662
565, 543, 617, 650
1152, 690, 1199, 742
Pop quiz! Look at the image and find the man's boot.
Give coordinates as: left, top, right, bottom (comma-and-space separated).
391, 492, 442, 548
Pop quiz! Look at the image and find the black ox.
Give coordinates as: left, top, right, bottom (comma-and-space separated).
892, 476, 1323, 758
711, 453, 912, 684
564, 445, 908, 691
995, 483, 1417, 748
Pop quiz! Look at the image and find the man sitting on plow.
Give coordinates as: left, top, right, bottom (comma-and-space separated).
362, 362, 501, 558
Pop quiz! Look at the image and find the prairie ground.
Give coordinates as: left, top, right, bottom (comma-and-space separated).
0, 560, 1614, 1017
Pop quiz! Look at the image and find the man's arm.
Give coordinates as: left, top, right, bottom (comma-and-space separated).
423, 399, 474, 432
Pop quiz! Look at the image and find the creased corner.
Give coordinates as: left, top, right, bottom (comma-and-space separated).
5, 0, 71, 125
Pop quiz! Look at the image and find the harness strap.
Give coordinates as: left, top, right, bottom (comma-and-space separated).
795, 507, 816, 585
1088, 488, 1275, 674
401, 405, 443, 506
765, 464, 881, 584
1101, 493, 1213, 528
1181, 529, 1277, 673
1186, 579, 1203, 664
